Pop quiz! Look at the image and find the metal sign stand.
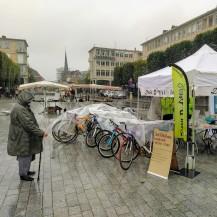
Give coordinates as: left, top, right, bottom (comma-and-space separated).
171, 64, 200, 179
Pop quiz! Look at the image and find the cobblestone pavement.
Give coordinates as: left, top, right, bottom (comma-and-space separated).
0, 99, 217, 217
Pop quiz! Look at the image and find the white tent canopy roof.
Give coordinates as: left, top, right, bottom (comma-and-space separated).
138, 44, 217, 96
68, 83, 121, 90
18, 81, 69, 90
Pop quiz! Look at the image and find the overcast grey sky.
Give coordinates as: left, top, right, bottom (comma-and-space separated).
0, 0, 216, 81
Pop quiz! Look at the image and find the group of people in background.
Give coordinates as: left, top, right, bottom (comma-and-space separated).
0, 86, 19, 98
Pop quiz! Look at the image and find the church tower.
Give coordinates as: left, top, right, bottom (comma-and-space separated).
64, 50, 69, 73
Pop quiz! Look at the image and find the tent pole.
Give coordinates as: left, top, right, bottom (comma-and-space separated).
43, 88, 47, 112
136, 88, 140, 119
191, 85, 196, 159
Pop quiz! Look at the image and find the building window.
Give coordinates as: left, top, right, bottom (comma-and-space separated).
116, 52, 119, 57
101, 61, 105, 66
192, 24, 197, 33
129, 54, 133, 58
101, 70, 105, 76
182, 29, 186, 37
208, 15, 213, 27
187, 26, 191, 34
124, 53, 128, 57
17, 54, 26, 64
20, 65, 27, 76
111, 70, 114, 76
106, 61, 109, 66
96, 49, 100, 55
155, 40, 158, 48
120, 53, 123, 57
115, 62, 119, 67
96, 70, 100, 76
16, 41, 26, 52
202, 18, 207, 29
106, 70, 110, 76
105, 50, 109, 56
96, 61, 100, 65
111, 51, 115, 56
197, 20, 202, 31
111, 62, 115, 66
0, 40, 9, 49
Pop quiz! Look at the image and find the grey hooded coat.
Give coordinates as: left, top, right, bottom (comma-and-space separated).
7, 91, 44, 156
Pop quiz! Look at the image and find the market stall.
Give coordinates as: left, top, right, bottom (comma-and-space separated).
138, 44, 217, 176
18, 80, 69, 112
138, 44, 217, 97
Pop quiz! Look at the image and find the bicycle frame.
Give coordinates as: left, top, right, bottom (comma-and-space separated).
105, 126, 123, 146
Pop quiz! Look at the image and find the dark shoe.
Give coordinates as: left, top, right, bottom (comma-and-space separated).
27, 171, 36, 176
20, 175, 34, 181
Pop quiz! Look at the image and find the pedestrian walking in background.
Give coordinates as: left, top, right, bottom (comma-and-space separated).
7, 91, 47, 181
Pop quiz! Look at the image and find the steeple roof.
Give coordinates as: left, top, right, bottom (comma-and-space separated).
64, 50, 69, 72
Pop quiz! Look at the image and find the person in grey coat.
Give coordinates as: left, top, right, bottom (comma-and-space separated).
7, 91, 47, 181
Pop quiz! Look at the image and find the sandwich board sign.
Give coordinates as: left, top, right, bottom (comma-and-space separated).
147, 129, 173, 179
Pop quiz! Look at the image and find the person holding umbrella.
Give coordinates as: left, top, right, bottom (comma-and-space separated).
7, 91, 47, 181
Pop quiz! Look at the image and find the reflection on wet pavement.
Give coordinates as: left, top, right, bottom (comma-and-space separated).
0, 99, 217, 217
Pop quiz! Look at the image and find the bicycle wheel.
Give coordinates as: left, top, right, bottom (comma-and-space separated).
119, 136, 134, 170
113, 133, 139, 161
52, 120, 71, 142
210, 138, 217, 154
98, 133, 119, 158
52, 120, 63, 142
132, 140, 140, 160
58, 121, 78, 143
95, 129, 111, 146
85, 127, 101, 148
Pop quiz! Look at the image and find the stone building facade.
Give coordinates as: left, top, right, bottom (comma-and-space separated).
141, 7, 217, 59
0, 35, 29, 83
88, 47, 142, 85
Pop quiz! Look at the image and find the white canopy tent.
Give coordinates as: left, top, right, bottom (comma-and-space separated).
18, 80, 69, 91
138, 44, 217, 175
18, 81, 69, 112
138, 44, 217, 97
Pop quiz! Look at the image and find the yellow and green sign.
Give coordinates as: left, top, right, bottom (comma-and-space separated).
172, 65, 189, 142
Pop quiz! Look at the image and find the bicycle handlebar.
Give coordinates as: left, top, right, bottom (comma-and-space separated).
110, 119, 127, 131
109, 119, 119, 127
119, 121, 127, 130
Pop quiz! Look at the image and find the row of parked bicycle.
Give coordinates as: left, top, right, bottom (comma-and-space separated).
51, 113, 150, 170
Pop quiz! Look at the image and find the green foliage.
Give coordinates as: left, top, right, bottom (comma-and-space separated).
193, 28, 217, 51
147, 51, 166, 72
164, 41, 193, 65
134, 59, 147, 81
0, 51, 20, 88
84, 72, 90, 84
122, 63, 134, 83
113, 67, 123, 86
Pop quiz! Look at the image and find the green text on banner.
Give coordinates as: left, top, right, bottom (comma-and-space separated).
172, 65, 188, 142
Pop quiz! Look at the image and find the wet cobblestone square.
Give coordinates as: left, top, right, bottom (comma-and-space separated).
0, 100, 217, 217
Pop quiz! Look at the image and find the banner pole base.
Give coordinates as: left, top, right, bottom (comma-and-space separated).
179, 168, 200, 179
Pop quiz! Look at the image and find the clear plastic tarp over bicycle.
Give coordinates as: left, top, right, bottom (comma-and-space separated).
55, 103, 173, 147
